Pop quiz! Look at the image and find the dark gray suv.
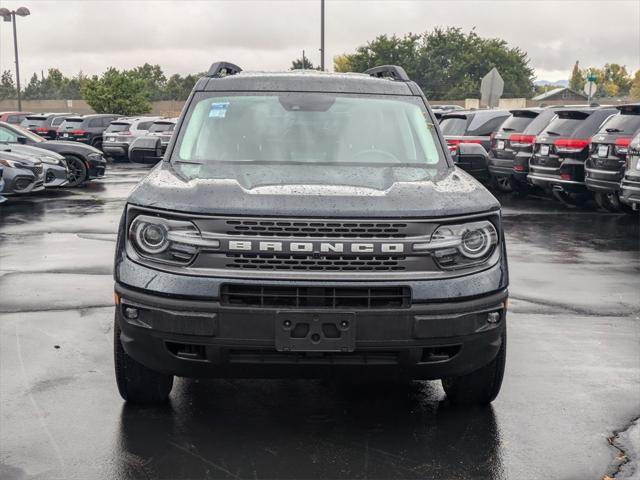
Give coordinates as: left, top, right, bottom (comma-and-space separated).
114, 63, 509, 406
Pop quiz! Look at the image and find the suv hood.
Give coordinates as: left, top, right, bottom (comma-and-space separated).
128, 163, 500, 218
39, 141, 102, 155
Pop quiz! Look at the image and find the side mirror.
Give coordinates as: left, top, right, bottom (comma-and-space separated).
16, 136, 27, 145
128, 136, 163, 164
454, 143, 489, 181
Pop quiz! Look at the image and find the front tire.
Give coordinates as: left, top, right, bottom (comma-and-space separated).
64, 155, 87, 187
114, 315, 173, 404
442, 332, 506, 406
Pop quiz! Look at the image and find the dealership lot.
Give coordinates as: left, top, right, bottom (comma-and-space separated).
0, 164, 638, 480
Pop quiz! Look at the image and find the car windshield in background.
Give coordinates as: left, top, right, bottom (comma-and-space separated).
172, 93, 444, 171
439, 116, 468, 135
499, 114, 536, 132
598, 113, 640, 134
541, 113, 589, 137
59, 119, 83, 131
149, 122, 175, 133
22, 117, 47, 128
106, 122, 131, 133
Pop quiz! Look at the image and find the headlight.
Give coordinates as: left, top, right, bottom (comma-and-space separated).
88, 152, 103, 160
413, 220, 499, 270
128, 215, 219, 265
40, 156, 62, 166
0, 158, 26, 169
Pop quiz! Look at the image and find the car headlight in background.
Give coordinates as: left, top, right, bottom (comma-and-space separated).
39, 156, 62, 166
0, 158, 27, 169
128, 215, 219, 265
413, 220, 499, 269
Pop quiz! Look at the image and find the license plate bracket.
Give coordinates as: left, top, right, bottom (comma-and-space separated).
540, 144, 549, 156
275, 312, 356, 352
497, 140, 505, 150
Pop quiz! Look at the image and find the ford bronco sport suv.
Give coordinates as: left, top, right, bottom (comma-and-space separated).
114, 63, 509, 406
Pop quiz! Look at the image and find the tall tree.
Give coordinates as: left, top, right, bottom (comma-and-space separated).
0, 70, 17, 100
335, 28, 534, 99
630, 70, 640, 101
291, 56, 317, 70
81, 68, 151, 115
130, 63, 167, 100
569, 61, 584, 91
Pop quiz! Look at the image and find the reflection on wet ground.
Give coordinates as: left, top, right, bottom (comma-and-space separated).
0, 164, 638, 480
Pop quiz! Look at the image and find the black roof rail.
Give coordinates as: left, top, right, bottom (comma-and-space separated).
207, 62, 243, 78
364, 65, 410, 82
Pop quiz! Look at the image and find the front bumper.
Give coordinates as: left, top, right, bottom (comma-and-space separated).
115, 282, 507, 380
43, 163, 68, 188
102, 142, 129, 158
86, 155, 107, 179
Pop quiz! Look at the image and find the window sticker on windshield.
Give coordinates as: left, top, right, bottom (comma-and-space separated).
209, 102, 230, 118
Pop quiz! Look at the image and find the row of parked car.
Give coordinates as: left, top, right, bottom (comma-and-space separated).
439, 103, 640, 213
0, 112, 178, 201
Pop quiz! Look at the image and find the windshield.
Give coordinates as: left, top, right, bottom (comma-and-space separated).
597, 113, 640, 135
14, 125, 46, 143
440, 116, 468, 135
106, 122, 131, 133
171, 93, 444, 173
59, 119, 84, 131
22, 116, 47, 128
149, 122, 175, 133
498, 114, 537, 133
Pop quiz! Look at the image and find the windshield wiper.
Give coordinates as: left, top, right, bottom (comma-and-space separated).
605, 127, 623, 133
501, 127, 516, 132
173, 160, 205, 165
545, 131, 562, 136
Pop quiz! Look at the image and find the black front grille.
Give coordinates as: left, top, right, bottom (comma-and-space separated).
27, 165, 44, 176
226, 253, 407, 271
221, 284, 411, 309
225, 220, 409, 238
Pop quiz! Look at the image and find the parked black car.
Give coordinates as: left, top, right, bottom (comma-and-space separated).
0, 121, 107, 187
585, 104, 640, 212
440, 109, 511, 182
620, 131, 640, 212
528, 107, 618, 206
487, 108, 542, 192
21, 113, 75, 140
57, 114, 119, 150
114, 62, 508, 407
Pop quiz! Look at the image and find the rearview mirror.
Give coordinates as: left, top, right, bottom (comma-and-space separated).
128, 136, 163, 165
455, 143, 489, 182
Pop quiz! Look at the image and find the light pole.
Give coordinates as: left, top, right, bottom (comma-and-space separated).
0, 6, 31, 111
320, 0, 325, 71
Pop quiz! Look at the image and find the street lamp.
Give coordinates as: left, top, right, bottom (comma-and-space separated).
0, 6, 31, 111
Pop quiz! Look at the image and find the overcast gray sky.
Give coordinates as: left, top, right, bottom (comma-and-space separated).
0, 0, 638, 84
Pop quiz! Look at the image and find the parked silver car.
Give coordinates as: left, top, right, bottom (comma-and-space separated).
102, 116, 161, 160
0, 143, 68, 188
0, 149, 45, 195
147, 117, 178, 154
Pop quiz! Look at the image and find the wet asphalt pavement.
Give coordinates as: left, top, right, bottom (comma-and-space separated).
0, 164, 639, 480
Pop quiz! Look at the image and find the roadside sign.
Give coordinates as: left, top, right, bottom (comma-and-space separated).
480, 68, 504, 108
586, 73, 597, 82
584, 81, 597, 100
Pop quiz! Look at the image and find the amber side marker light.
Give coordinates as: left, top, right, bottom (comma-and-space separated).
114, 292, 121, 305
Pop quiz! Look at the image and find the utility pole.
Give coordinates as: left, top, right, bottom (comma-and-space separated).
320, 0, 325, 71
0, 7, 31, 111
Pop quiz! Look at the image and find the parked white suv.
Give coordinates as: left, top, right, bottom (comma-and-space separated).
147, 117, 178, 154
102, 116, 161, 160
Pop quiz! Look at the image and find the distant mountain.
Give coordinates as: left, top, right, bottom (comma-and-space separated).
534, 79, 569, 87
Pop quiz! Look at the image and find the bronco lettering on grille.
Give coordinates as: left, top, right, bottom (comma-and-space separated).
227, 240, 405, 254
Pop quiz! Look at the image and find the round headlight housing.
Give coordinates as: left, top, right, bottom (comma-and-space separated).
460, 225, 494, 259
131, 218, 169, 254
